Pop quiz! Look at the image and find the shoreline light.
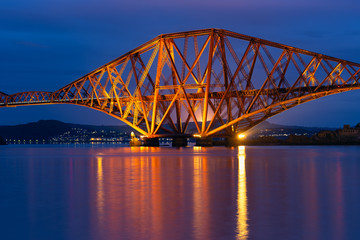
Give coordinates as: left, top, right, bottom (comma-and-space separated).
238, 134, 246, 139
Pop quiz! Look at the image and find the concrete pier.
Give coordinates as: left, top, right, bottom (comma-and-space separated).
143, 137, 160, 147
225, 135, 244, 146
172, 137, 188, 147
195, 137, 213, 146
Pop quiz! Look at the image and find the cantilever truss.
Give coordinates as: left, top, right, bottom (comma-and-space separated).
1, 29, 360, 137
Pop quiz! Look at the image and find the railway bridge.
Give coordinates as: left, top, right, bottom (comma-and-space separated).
1, 29, 360, 146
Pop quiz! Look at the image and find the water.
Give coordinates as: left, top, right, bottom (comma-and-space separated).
0, 145, 360, 240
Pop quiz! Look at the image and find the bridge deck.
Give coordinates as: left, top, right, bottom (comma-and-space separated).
1, 84, 357, 106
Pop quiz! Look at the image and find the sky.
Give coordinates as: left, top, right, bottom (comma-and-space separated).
1, 0, 360, 127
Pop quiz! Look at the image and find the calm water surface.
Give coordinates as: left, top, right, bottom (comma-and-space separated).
0, 145, 360, 240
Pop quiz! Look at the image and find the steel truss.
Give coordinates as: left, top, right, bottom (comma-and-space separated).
1, 29, 360, 137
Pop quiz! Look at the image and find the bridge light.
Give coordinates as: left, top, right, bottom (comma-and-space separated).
193, 134, 201, 138
238, 134, 246, 139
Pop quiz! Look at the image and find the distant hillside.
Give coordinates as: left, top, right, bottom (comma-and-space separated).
247, 121, 337, 139
252, 121, 336, 132
0, 119, 336, 142
0, 136, 6, 145
0, 120, 71, 140
0, 120, 135, 141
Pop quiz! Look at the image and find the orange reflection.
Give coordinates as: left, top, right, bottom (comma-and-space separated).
131, 146, 161, 153
193, 155, 210, 240
193, 146, 202, 152
333, 160, 344, 239
303, 155, 319, 239
96, 156, 104, 222
91, 154, 166, 239
88, 147, 239, 239
237, 146, 248, 239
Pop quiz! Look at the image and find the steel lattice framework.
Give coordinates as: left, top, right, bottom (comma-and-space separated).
1, 29, 360, 138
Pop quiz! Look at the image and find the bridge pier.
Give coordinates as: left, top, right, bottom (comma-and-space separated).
172, 137, 188, 147
195, 137, 213, 147
225, 135, 245, 146
143, 137, 160, 147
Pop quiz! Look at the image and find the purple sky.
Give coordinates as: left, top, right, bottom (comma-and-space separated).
1, 0, 360, 127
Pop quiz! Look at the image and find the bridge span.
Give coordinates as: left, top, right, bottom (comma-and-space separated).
1, 29, 360, 144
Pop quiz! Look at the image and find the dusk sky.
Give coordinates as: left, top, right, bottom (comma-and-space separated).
1, 0, 360, 127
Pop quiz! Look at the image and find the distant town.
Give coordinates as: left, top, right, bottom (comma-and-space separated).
1, 120, 360, 146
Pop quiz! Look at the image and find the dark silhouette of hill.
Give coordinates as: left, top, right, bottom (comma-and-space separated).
244, 121, 337, 140
0, 120, 135, 141
251, 121, 335, 132
0, 120, 71, 140
0, 135, 6, 145
0, 119, 335, 142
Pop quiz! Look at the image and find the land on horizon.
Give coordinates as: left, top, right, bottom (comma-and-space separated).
0, 119, 340, 145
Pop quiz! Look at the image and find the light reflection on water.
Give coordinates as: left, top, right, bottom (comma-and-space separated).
96, 157, 104, 224
0, 145, 360, 239
237, 146, 248, 240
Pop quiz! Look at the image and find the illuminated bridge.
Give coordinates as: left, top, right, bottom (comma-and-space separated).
1, 29, 360, 144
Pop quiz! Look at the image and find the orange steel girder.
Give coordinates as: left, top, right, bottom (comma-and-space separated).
1, 29, 360, 138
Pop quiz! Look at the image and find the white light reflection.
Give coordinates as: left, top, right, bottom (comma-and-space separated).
237, 146, 248, 239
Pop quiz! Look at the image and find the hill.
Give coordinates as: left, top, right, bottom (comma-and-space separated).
0, 119, 336, 144
249, 121, 336, 138
0, 135, 6, 145
0, 120, 71, 140
0, 120, 135, 143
